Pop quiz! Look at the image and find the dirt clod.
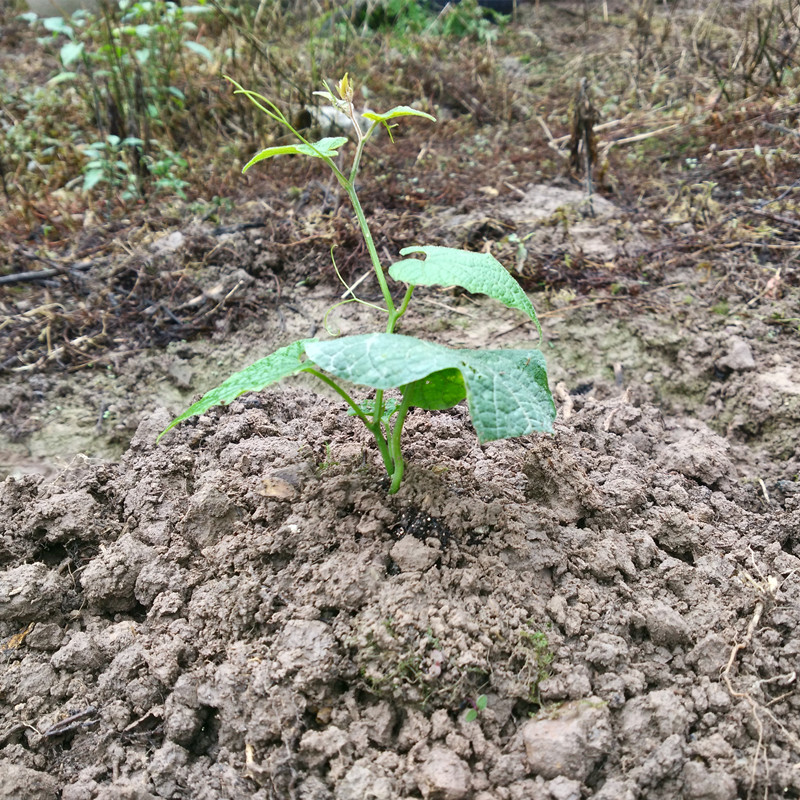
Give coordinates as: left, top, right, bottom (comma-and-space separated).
521, 699, 612, 781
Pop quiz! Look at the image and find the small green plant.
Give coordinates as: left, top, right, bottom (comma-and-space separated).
464, 693, 488, 722
159, 75, 556, 493
27, 0, 214, 201
711, 299, 730, 316
354, 0, 431, 34
433, 0, 508, 43
518, 626, 554, 704
81, 134, 143, 201
316, 442, 339, 474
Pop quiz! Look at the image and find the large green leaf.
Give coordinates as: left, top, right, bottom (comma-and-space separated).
389, 246, 542, 338
159, 339, 316, 440
242, 137, 348, 173
306, 334, 554, 442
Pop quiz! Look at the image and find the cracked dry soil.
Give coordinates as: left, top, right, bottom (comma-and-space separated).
2, 361, 800, 799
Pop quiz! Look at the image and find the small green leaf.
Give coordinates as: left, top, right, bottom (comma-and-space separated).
363, 106, 436, 124
183, 40, 213, 61
476, 694, 488, 710
465, 708, 478, 723
312, 89, 345, 109
242, 137, 348, 173
347, 397, 401, 425
403, 368, 465, 410
159, 339, 316, 440
306, 334, 555, 442
60, 40, 84, 66
43, 16, 72, 36
48, 71, 78, 85
82, 169, 106, 192
389, 246, 542, 339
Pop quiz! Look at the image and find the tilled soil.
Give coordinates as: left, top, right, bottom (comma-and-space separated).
2, 374, 799, 799
4, 0, 800, 794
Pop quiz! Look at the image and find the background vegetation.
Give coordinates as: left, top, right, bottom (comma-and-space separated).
1, 0, 799, 369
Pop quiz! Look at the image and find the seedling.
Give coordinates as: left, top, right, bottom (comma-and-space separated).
464, 694, 488, 723
159, 75, 556, 493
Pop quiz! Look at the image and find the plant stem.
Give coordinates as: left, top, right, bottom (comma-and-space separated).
339, 126, 405, 436
370, 288, 415, 433
258, 90, 416, 489
348, 122, 371, 183
345, 185, 395, 315
304, 368, 367, 419
388, 285, 415, 332
388, 392, 413, 494
373, 388, 386, 430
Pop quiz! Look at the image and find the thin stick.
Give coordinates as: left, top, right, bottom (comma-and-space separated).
340, 269, 372, 299
0, 261, 94, 286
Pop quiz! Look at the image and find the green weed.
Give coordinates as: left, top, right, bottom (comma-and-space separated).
26, 0, 216, 202
517, 625, 554, 704
464, 693, 488, 722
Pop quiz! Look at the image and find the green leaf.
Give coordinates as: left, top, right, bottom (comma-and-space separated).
60, 40, 84, 66
48, 71, 78, 85
305, 334, 555, 443
389, 246, 542, 339
242, 137, 348, 173
43, 16, 72, 36
183, 40, 213, 61
82, 168, 106, 192
465, 709, 478, 723
159, 339, 316, 440
362, 106, 436, 124
403, 368, 465, 410
476, 694, 488, 710
347, 397, 401, 425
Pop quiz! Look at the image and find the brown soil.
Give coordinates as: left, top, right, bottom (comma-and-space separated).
2, 371, 800, 799
2, 185, 800, 798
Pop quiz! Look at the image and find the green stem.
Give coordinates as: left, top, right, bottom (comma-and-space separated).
388, 285, 415, 332
349, 120, 380, 183
371, 288, 414, 431
387, 392, 413, 494
345, 184, 395, 315
373, 388, 386, 429
343, 133, 400, 436
304, 368, 367, 420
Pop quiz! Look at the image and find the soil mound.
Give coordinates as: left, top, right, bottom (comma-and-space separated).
2, 386, 799, 799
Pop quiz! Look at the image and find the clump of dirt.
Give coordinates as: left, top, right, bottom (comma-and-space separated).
2, 382, 799, 799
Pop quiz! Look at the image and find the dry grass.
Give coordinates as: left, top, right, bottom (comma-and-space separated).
1, 0, 798, 372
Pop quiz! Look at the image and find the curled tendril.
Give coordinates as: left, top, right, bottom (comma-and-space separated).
323, 298, 356, 336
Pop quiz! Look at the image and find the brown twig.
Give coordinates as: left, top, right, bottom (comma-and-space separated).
43, 707, 99, 737
0, 261, 95, 286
